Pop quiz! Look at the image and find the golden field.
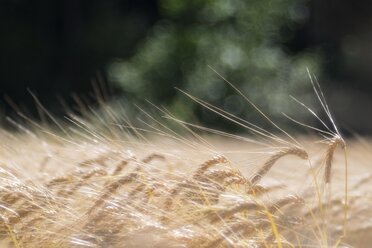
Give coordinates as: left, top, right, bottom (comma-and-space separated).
0, 124, 371, 247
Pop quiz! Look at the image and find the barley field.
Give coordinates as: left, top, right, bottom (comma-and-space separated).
0, 84, 371, 247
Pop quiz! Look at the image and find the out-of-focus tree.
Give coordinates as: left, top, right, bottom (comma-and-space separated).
0, 0, 158, 118
108, 0, 322, 130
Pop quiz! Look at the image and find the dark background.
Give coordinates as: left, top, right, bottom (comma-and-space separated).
0, 0, 371, 134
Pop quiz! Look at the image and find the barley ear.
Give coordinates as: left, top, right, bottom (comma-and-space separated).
324, 136, 345, 184
250, 147, 308, 185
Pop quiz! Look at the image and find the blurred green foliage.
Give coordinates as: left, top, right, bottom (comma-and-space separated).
108, 0, 322, 130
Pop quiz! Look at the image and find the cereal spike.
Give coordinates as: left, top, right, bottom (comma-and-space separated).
58, 169, 107, 197
250, 147, 308, 185
141, 153, 165, 164
324, 136, 345, 184
193, 155, 228, 179
87, 172, 138, 216
112, 160, 129, 176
